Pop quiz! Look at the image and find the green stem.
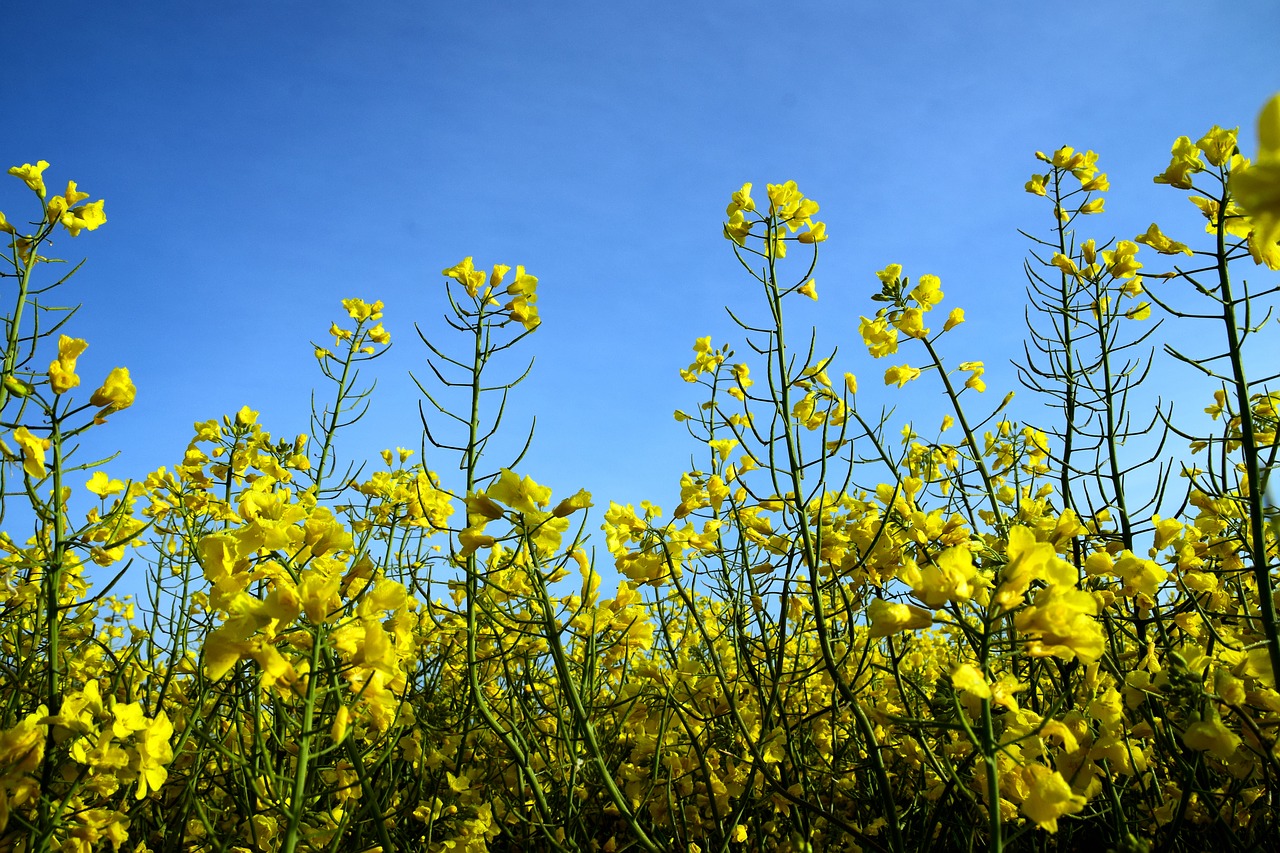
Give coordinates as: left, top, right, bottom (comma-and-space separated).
1213, 183, 1280, 685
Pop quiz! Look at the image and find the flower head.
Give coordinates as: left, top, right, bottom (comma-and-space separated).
9, 161, 50, 197
90, 367, 136, 413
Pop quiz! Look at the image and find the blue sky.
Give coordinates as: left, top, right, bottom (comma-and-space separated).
6, 2, 1278, 584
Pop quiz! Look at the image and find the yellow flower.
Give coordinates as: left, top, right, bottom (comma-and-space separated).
859, 315, 899, 358
726, 182, 755, 216
331, 705, 351, 745
58, 179, 90, 207
90, 367, 136, 412
1081, 172, 1109, 191
867, 598, 932, 637
48, 334, 89, 394
86, 471, 126, 497
59, 198, 106, 236
1050, 253, 1079, 277
723, 210, 753, 245
1134, 222, 1193, 255
1020, 764, 1086, 833
1015, 585, 1104, 663
342, 297, 384, 321
893, 307, 928, 339
912, 545, 979, 607
8, 160, 50, 197
797, 279, 818, 300
486, 468, 552, 516
505, 294, 541, 330
1112, 550, 1166, 597
796, 221, 826, 243
135, 711, 173, 799
201, 628, 251, 681
507, 265, 538, 297
12, 426, 50, 478
884, 364, 921, 388
1101, 240, 1142, 279
997, 525, 1074, 608
1181, 715, 1240, 760
552, 488, 593, 518
442, 257, 487, 298
943, 307, 965, 331
766, 180, 818, 230
1154, 136, 1204, 189
1025, 173, 1048, 196
876, 263, 902, 286
958, 361, 985, 393
910, 274, 943, 310
950, 663, 991, 699
366, 322, 391, 344
1231, 93, 1280, 247
1196, 125, 1239, 167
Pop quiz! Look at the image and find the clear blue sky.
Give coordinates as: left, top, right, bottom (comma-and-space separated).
6, 2, 1278, 579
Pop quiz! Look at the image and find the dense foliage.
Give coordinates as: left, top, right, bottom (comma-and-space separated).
1, 97, 1279, 852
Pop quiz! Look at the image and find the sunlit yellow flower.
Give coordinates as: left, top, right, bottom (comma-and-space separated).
487, 468, 552, 516
1231, 93, 1280, 247
796, 221, 826, 243
951, 663, 991, 699
90, 367, 136, 412
867, 598, 932, 637
59, 198, 106, 236
1196, 125, 1239, 167
8, 160, 50, 197
457, 526, 496, 558
1154, 136, 1204, 189
134, 712, 173, 799
1134, 222, 1193, 255
997, 525, 1074, 608
442, 256, 487, 298
893, 307, 929, 339
884, 364, 921, 388
12, 426, 50, 478
505, 293, 541, 330
331, 705, 351, 745
1101, 240, 1142, 279
910, 274, 943, 310
1021, 764, 1086, 833
1015, 584, 1103, 663
912, 545, 980, 607
726, 182, 755, 216
958, 361, 985, 393
552, 488, 593, 517
342, 297, 384, 321
723, 210, 753, 245
48, 334, 89, 394
86, 471, 126, 497
859, 315, 899, 358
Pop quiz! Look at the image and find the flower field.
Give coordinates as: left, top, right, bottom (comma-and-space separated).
1, 97, 1279, 852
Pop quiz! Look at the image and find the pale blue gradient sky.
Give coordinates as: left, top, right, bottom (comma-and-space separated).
6, 2, 1278, 591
